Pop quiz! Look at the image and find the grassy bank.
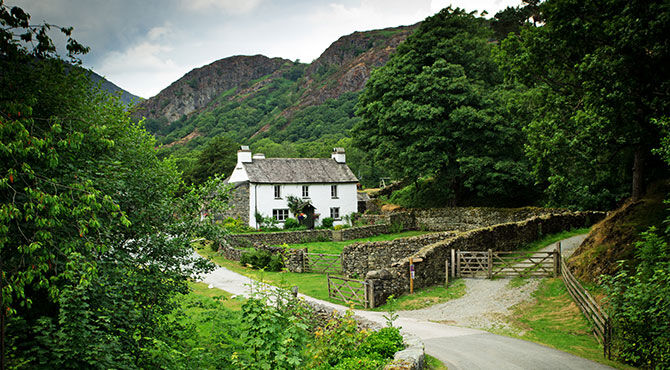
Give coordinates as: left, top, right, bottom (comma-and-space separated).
494, 278, 632, 369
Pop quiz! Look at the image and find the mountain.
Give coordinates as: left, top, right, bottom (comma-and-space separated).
87, 70, 143, 106
134, 24, 418, 151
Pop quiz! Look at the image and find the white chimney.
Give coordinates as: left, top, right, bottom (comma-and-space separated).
238, 145, 252, 163
331, 147, 346, 163
252, 153, 266, 160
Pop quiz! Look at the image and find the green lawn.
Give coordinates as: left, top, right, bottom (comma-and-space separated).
372, 279, 466, 311
519, 228, 591, 252
281, 230, 432, 254
425, 354, 448, 369
494, 278, 632, 369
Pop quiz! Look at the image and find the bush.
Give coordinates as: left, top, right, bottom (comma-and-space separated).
284, 218, 300, 229
222, 217, 256, 233
321, 217, 334, 228
240, 250, 284, 271
389, 222, 403, 234
605, 227, 670, 368
356, 327, 404, 360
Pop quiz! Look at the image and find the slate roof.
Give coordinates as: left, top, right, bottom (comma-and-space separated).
243, 158, 358, 184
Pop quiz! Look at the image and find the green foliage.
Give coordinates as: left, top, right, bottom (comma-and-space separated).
306, 310, 403, 369
283, 217, 300, 229
182, 135, 238, 185
495, 0, 670, 209
240, 249, 284, 271
321, 217, 334, 228
222, 217, 256, 233
0, 5, 229, 366
604, 227, 670, 368
356, 327, 404, 360
233, 284, 314, 369
354, 7, 535, 206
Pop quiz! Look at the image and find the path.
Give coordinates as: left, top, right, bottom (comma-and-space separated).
196, 234, 611, 369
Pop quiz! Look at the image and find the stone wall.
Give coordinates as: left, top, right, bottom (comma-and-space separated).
225, 224, 390, 247
226, 229, 333, 247
341, 231, 458, 278
364, 211, 606, 307
217, 181, 250, 223
360, 206, 569, 232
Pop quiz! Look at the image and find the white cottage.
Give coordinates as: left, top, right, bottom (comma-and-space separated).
224, 146, 358, 228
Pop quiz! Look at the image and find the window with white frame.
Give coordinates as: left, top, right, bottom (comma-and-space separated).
330, 207, 340, 220
302, 185, 309, 198
331, 185, 338, 199
274, 185, 281, 199
273, 209, 289, 222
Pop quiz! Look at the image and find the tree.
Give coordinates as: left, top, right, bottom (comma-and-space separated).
183, 136, 238, 184
495, 0, 670, 208
0, 3, 226, 367
353, 7, 534, 205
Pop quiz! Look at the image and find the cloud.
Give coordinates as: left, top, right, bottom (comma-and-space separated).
95, 37, 187, 98
181, 0, 263, 14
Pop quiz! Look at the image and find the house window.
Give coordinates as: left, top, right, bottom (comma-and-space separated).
330, 207, 340, 220
331, 185, 338, 199
273, 209, 289, 222
302, 185, 309, 198
274, 185, 281, 199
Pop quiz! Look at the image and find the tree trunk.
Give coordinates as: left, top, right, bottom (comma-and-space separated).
631, 146, 644, 201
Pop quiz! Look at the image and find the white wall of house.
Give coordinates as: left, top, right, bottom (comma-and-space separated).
247, 183, 357, 228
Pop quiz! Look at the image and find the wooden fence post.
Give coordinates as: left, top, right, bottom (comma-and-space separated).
487, 249, 493, 279
409, 257, 414, 294
445, 259, 449, 287
456, 250, 460, 278
451, 248, 456, 278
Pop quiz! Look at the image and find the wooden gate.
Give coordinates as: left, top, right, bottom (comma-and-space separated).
456, 249, 558, 278
457, 251, 489, 278
304, 253, 342, 274
491, 251, 558, 278
327, 275, 369, 308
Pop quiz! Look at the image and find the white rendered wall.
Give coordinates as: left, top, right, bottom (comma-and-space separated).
248, 183, 357, 228
228, 163, 249, 183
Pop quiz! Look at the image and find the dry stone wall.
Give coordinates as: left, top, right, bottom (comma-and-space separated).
225, 225, 389, 247
341, 231, 458, 278
364, 211, 606, 307
361, 207, 569, 232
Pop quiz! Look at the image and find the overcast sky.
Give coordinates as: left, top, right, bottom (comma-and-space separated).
13, 0, 522, 98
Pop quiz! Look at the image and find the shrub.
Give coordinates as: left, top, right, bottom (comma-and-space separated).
605, 227, 670, 368
389, 222, 403, 234
356, 327, 404, 360
333, 224, 344, 230
321, 217, 334, 228
239, 250, 284, 271
284, 218, 300, 229
222, 217, 256, 233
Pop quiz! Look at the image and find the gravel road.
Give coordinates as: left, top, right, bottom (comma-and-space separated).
399, 234, 588, 331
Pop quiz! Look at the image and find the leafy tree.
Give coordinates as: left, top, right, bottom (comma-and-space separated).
0, 3, 226, 367
354, 7, 534, 205
183, 135, 238, 184
495, 0, 670, 209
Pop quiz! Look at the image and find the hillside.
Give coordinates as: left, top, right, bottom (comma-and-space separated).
134, 25, 417, 152
87, 69, 143, 106
568, 181, 669, 282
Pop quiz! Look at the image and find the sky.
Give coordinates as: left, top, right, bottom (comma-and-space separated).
13, 0, 522, 98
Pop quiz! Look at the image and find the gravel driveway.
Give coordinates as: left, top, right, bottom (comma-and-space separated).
399, 234, 588, 331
